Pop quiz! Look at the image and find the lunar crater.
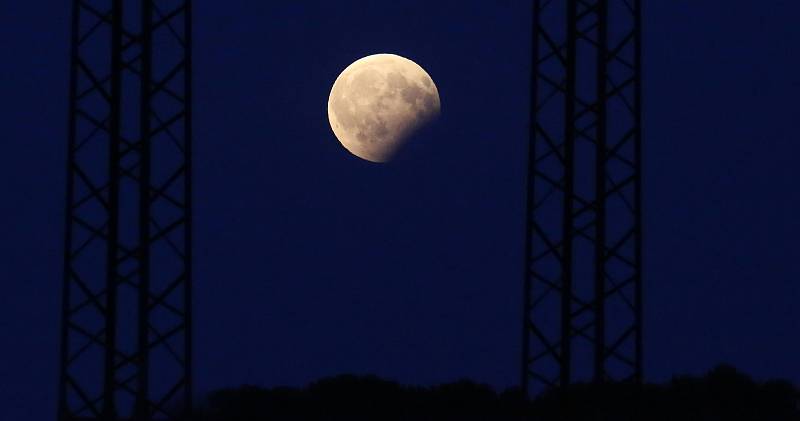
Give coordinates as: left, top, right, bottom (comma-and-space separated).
328, 54, 441, 162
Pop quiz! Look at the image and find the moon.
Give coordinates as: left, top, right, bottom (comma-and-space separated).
327, 54, 441, 163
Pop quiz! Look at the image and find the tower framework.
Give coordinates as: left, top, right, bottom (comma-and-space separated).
522, 0, 643, 395
58, 1, 192, 420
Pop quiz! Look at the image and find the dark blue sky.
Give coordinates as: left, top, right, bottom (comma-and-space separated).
1, 1, 799, 419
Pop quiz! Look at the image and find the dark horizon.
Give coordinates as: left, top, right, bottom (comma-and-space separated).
1, 1, 800, 421
192, 365, 799, 420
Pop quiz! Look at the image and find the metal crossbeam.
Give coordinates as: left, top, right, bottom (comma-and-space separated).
522, 0, 643, 396
59, 1, 193, 420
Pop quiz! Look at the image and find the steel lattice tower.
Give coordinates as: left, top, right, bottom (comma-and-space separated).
58, 1, 192, 420
521, 0, 643, 396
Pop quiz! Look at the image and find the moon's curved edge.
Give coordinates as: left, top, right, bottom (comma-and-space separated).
327, 53, 441, 163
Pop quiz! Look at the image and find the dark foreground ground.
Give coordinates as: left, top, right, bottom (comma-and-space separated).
192, 365, 800, 421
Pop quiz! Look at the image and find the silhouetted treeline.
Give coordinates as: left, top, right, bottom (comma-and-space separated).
192, 365, 800, 421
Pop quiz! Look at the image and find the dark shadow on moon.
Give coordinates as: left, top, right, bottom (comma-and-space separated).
328, 54, 440, 163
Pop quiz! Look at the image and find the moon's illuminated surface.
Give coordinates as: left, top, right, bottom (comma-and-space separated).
328, 54, 441, 163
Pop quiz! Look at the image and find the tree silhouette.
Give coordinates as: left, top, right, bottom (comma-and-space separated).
192, 365, 799, 420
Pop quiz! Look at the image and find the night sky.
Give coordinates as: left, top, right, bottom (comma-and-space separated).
1, 1, 799, 420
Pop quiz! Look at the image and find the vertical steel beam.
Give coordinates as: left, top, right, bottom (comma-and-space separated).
59, 1, 193, 420
183, 0, 194, 414
560, 0, 577, 388
633, 0, 644, 384
58, 0, 81, 418
104, 2, 123, 419
523, 0, 643, 396
593, 0, 608, 384
520, 0, 540, 398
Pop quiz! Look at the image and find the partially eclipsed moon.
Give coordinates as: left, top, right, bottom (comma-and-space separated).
328, 54, 441, 163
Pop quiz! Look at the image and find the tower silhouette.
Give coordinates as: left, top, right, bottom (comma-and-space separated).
522, 0, 643, 396
58, 1, 193, 420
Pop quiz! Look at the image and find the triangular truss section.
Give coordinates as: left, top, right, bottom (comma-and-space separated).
522, 0, 643, 396
59, 1, 193, 420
